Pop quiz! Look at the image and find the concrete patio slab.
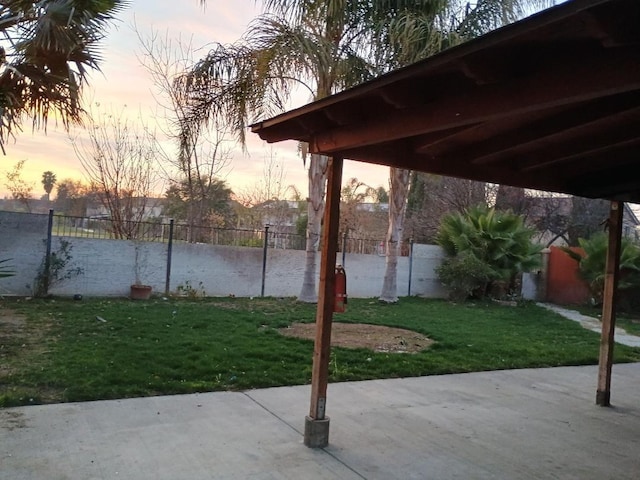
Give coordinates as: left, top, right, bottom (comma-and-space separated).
2, 363, 640, 479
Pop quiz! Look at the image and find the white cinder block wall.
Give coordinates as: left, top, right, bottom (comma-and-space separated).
0, 211, 447, 298
0, 212, 49, 295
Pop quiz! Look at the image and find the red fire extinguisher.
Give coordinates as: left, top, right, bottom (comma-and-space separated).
334, 265, 347, 313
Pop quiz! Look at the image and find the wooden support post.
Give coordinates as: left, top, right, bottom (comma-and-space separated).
304, 155, 343, 448
596, 200, 623, 406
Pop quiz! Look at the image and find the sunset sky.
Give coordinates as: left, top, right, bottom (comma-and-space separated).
2, 0, 390, 200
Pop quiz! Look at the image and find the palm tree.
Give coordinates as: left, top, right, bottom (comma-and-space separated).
563, 233, 640, 306
340, 177, 376, 237
41, 171, 57, 202
0, 0, 126, 152
185, 1, 556, 303
378, 0, 557, 303
182, 0, 446, 302
436, 205, 542, 299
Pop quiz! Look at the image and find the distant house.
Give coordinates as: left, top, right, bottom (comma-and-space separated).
86, 197, 167, 222
0, 197, 53, 214
623, 206, 640, 239
355, 202, 388, 213
234, 199, 303, 233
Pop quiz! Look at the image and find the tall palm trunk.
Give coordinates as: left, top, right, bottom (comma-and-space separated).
298, 75, 332, 302
298, 153, 328, 302
380, 167, 410, 303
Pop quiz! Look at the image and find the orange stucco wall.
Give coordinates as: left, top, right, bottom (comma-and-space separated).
546, 246, 590, 305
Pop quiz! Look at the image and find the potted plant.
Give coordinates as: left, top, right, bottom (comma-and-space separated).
130, 243, 152, 300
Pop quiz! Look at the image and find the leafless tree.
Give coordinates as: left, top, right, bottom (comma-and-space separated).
71, 108, 160, 239
237, 149, 289, 206
406, 173, 487, 243
235, 151, 301, 247
494, 184, 528, 216
568, 196, 610, 246
3, 160, 34, 212
137, 29, 232, 240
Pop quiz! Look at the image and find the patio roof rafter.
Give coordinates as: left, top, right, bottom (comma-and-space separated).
250, 0, 640, 448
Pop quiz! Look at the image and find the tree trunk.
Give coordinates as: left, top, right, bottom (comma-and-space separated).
298, 153, 328, 303
380, 167, 411, 303
495, 184, 526, 215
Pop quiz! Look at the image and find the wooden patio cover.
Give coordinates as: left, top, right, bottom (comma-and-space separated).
251, 0, 640, 447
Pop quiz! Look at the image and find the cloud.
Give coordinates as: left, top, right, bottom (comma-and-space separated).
2, 1, 392, 202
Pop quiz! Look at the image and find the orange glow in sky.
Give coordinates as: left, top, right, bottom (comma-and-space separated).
1, 1, 390, 200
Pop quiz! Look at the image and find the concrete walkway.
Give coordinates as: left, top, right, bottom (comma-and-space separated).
2, 363, 640, 479
538, 303, 640, 347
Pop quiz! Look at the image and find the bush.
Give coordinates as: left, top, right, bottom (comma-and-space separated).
33, 239, 84, 297
436, 252, 495, 301
436, 205, 542, 300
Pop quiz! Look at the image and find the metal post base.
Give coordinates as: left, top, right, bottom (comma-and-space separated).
304, 416, 330, 448
596, 389, 611, 406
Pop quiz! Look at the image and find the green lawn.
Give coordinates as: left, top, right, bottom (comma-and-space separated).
2, 296, 639, 407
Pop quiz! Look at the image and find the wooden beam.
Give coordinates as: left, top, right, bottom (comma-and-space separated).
415, 108, 555, 156
455, 55, 511, 84
596, 200, 624, 406
420, 89, 640, 158
472, 104, 640, 166
340, 144, 569, 195
305, 155, 342, 448
309, 48, 640, 154
566, 154, 640, 197
514, 127, 640, 174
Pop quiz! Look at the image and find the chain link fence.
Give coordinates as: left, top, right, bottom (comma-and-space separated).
52, 214, 397, 254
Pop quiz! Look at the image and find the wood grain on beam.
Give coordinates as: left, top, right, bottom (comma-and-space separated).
415, 109, 555, 156
520, 137, 640, 177
596, 201, 623, 406
474, 108, 640, 169
341, 145, 569, 195
309, 48, 640, 154
468, 100, 640, 166
309, 156, 343, 421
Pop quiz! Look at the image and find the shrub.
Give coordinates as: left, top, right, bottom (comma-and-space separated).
436, 205, 542, 300
34, 239, 84, 297
436, 251, 495, 301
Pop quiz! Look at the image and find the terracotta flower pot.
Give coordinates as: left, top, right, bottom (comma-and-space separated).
130, 284, 152, 300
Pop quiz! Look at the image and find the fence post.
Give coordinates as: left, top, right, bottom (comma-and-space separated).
165, 219, 174, 296
408, 237, 414, 297
261, 225, 269, 297
341, 231, 347, 266
41, 209, 55, 296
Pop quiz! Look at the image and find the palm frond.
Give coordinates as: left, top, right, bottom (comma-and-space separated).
0, 0, 127, 148
455, 0, 558, 40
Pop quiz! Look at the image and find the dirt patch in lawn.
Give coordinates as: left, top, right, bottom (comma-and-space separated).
279, 322, 433, 353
